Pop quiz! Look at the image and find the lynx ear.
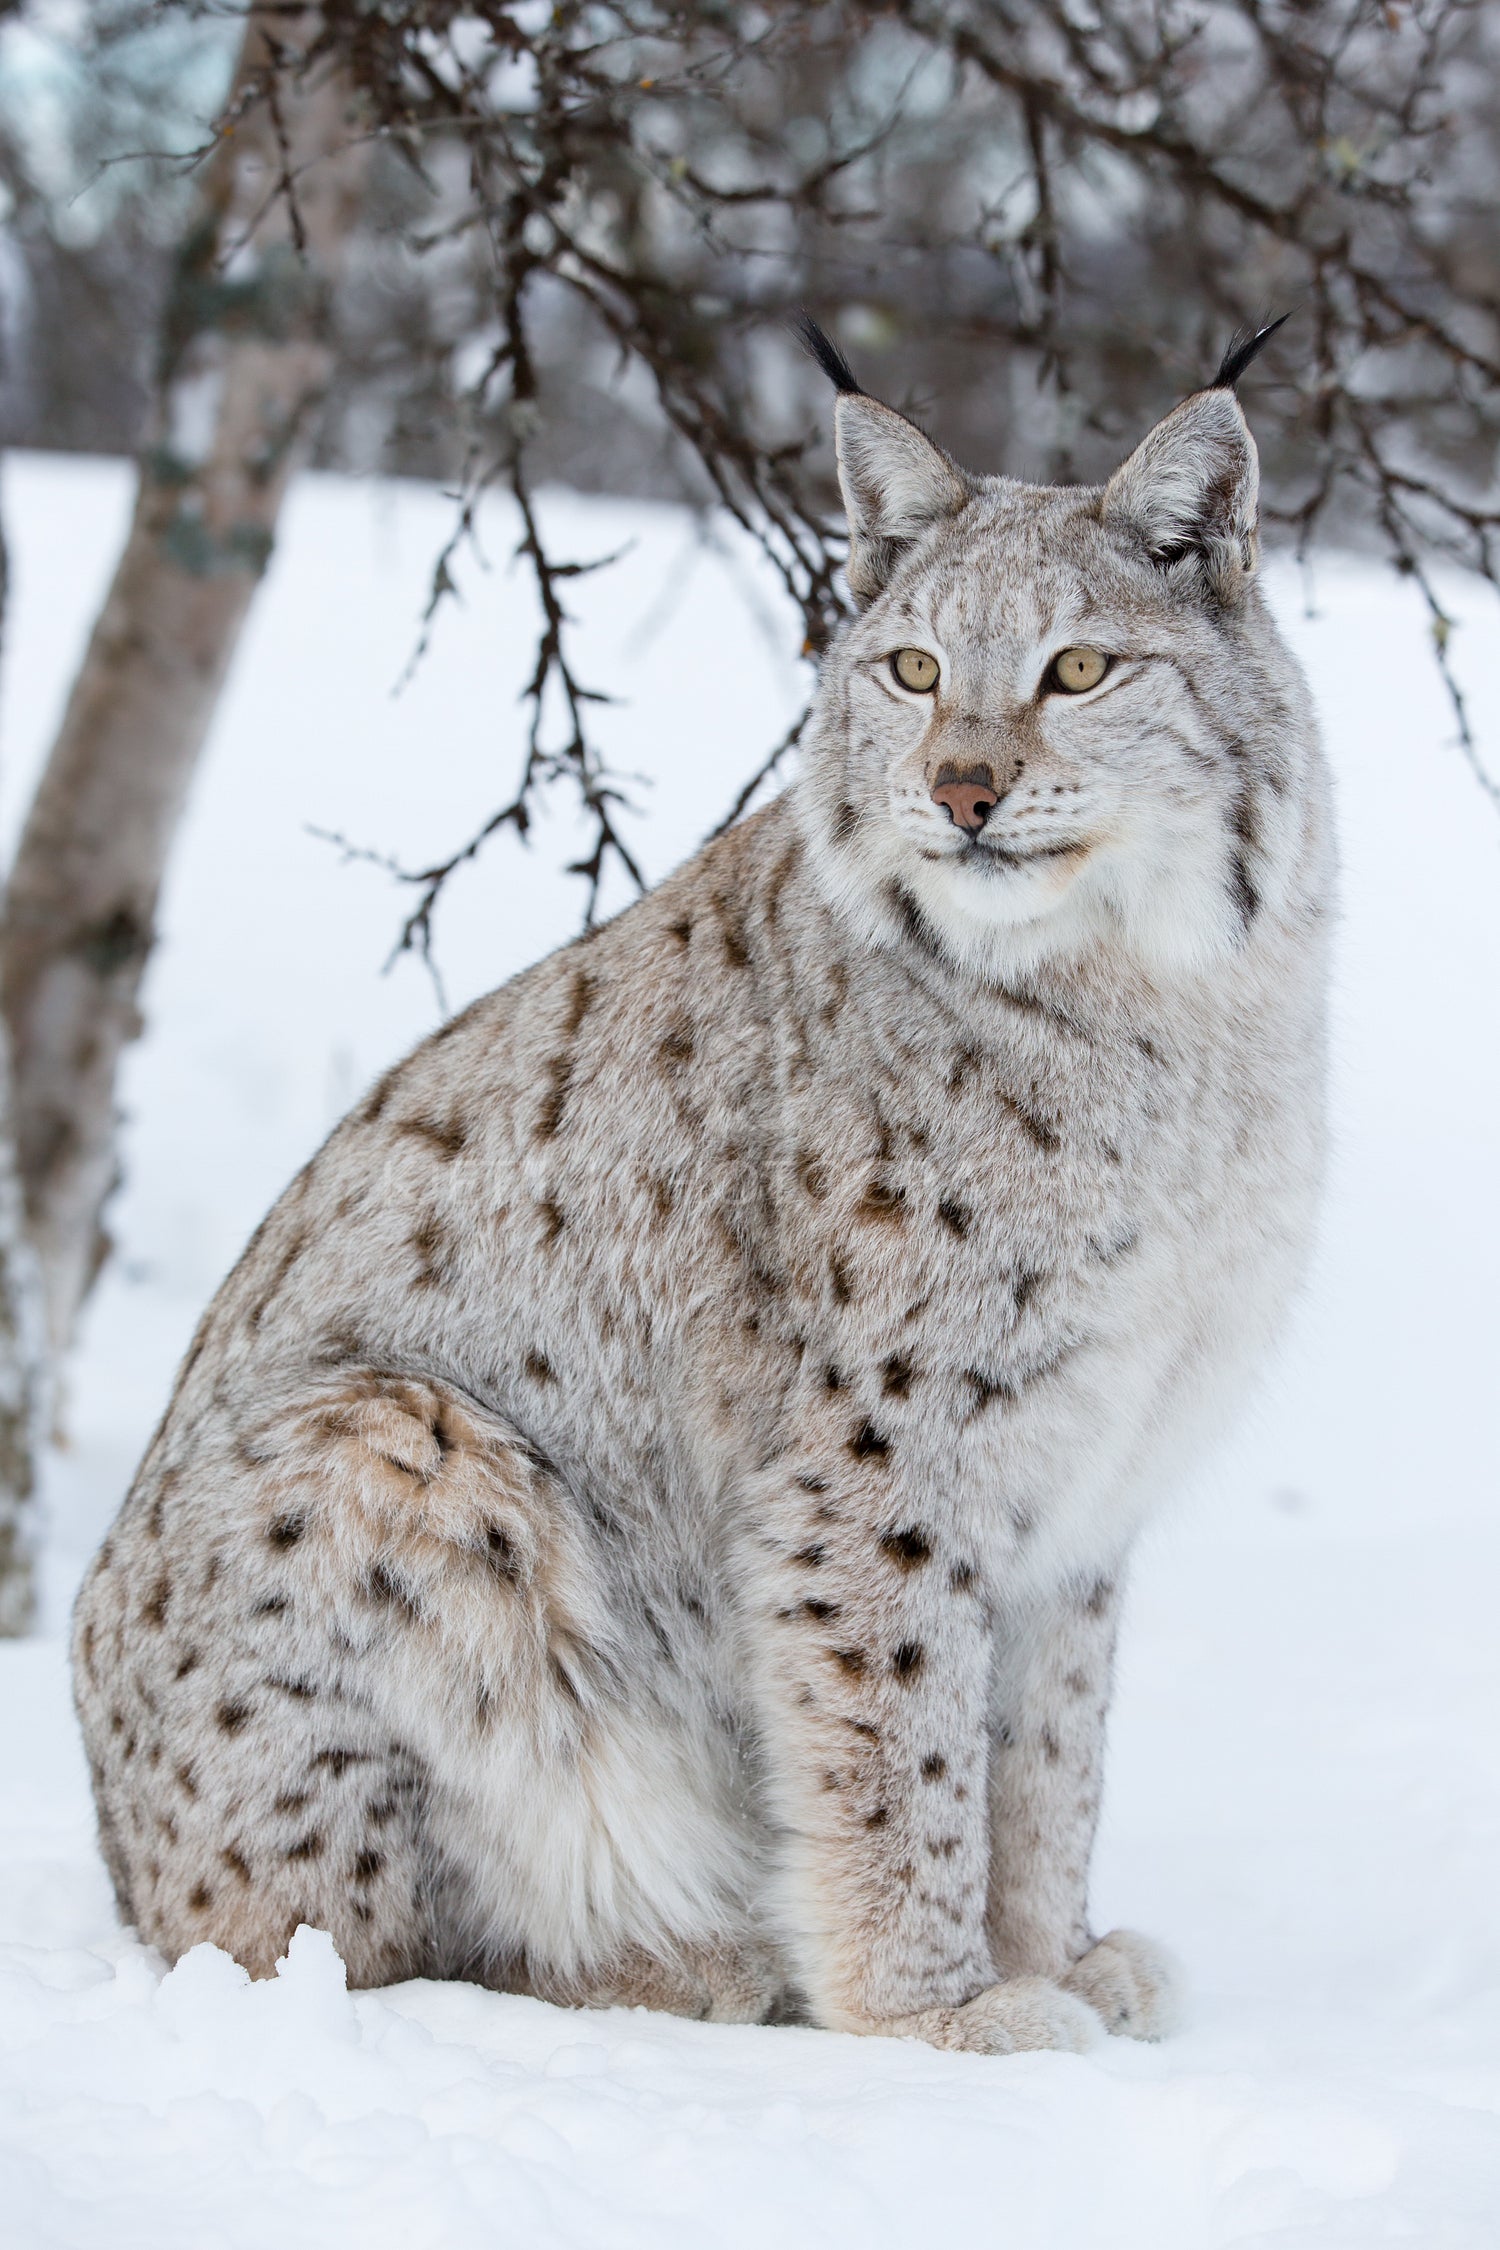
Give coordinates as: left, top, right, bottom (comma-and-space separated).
833, 393, 971, 604
796, 316, 969, 603
1102, 388, 1261, 606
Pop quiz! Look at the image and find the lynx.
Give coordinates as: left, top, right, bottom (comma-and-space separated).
73, 324, 1330, 2054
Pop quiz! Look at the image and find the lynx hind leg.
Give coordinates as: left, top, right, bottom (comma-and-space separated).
528, 1935, 792, 2025
74, 1369, 586, 1986
73, 1522, 438, 1987
78, 1368, 763, 2009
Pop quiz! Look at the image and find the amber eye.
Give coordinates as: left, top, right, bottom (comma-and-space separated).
891, 648, 940, 693
1050, 646, 1110, 694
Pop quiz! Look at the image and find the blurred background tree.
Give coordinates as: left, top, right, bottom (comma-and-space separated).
0, 0, 1496, 1621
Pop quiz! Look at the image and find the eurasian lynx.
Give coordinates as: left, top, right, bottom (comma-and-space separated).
74, 325, 1330, 2054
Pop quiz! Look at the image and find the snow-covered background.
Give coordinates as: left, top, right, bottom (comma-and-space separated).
0, 451, 1497, 2247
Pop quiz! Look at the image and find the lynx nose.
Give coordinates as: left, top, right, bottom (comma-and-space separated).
930, 765, 999, 834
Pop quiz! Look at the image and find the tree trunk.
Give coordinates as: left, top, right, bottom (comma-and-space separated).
0, 13, 367, 1360
0, 501, 47, 1633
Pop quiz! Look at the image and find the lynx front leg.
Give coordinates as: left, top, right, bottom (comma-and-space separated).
750, 1482, 1097, 2055
987, 1570, 1179, 2039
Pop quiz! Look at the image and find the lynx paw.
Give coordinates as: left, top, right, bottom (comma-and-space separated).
878, 1976, 1102, 2056
1060, 1928, 1182, 2041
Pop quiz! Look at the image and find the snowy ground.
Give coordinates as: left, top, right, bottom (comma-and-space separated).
0, 451, 1497, 2248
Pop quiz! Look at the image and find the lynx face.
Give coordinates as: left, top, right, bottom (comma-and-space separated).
802, 380, 1303, 984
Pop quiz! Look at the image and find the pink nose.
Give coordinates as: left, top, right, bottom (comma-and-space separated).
931, 766, 999, 833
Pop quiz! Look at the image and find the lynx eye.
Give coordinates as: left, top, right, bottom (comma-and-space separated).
1049, 646, 1110, 694
891, 648, 940, 693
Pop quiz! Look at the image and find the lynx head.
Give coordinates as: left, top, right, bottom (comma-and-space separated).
797, 321, 1312, 984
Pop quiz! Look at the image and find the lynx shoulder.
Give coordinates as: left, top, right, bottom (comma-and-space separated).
74, 333, 1330, 2051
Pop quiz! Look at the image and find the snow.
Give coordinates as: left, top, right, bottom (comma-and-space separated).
0, 450, 1498, 2247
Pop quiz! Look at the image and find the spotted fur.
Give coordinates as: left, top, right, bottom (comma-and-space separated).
73, 363, 1330, 2053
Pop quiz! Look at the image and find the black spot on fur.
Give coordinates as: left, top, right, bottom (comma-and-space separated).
963, 1368, 1013, 1415
187, 1882, 213, 1913
285, 1831, 325, 1861
830, 1646, 868, 1676
879, 1526, 931, 1569
920, 1753, 947, 1781
247, 1227, 309, 1332
408, 1213, 454, 1289
884, 881, 943, 959
361, 1069, 400, 1125
792, 1543, 827, 1568
536, 1199, 566, 1247
268, 1514, 306, 1549
560, 966, 595, 1039
1003, 1095, 1059, 1152
309, 1747, 370, 1777
946, 1045, 980, 1095
396, 1114, 469, 1161
221, 1846, 252, 1884
216, 1700, 251, 1736
365, 1564, 421, 1621
849, 1421, 890, 1463
797, 1153, 829, 1200
1228, 789, 1262, 929
535, 1057, 573, 1143
881, 1356, 915, 1397
892, 1641, 925, 1683
713, 891, 751, 968
140, 1578, 171, 1628
832, 800, 859, 846
352, 1849, 384, 1883
858, 1178, 906, 1224
937, 1198, 971, 1239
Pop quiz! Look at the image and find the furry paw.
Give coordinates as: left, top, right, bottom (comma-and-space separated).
1060, 1928, 1182, 2041
876, 1975, 1102, 2056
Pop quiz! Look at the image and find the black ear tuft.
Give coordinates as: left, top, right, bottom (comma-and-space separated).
1211, 315, 1288, 392
794, 312, 865, 397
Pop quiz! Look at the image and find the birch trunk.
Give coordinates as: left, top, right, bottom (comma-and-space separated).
0, 510, 46, 1633
0, 15, 368, 1360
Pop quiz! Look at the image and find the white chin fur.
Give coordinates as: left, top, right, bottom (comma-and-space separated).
800, 800, 1243, 985
904, 850, 1101, 979
905, 833, 1243, 983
